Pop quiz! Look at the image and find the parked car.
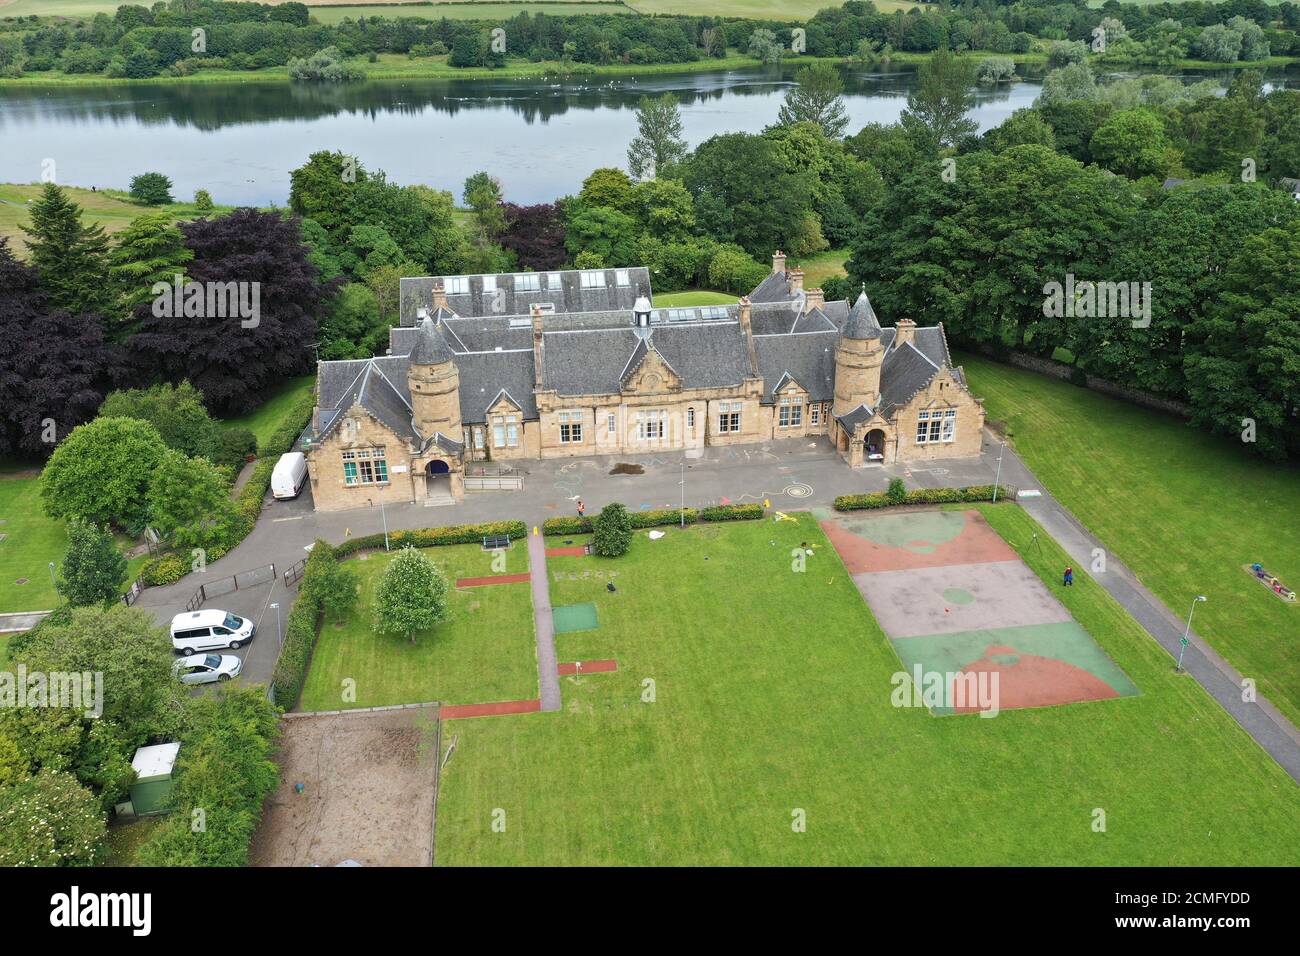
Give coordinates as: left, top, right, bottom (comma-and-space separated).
173, 653, 242, 685
170, 609, 256, 655
271, 451, 308, 500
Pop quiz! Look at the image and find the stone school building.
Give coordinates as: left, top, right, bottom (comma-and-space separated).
304, 254, 985, 510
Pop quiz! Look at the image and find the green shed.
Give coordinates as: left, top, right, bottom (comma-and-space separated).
129, 742, 180, 816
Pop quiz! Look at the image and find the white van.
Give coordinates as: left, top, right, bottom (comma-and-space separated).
271, 452, 308, 500
170, 609, 256, 655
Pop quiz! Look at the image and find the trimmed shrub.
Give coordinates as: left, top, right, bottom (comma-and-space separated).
543, 503, 762, 535
886, 477, 907, 503
698, 503, 764, 521
592, 503, 633, 557
218, 427, 257, 470
140, 553, 187, 586
834, 485, 1005, 511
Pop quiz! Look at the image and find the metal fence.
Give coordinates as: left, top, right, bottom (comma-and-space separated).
183, 563, 276, 612
283, 558, 308, 589
464, 463, 523, 492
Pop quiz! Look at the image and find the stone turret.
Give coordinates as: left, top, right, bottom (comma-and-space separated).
834, 291, 884, 416
407, 318, 461, 440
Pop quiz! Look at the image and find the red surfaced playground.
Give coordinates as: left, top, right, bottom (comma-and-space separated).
821, 509, 1138, 716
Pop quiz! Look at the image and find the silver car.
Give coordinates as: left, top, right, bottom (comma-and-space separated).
174, 653, 242, 685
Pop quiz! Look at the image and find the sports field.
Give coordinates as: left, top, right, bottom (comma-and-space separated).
823, 508, 1137, 715
433, 509, 1300, 865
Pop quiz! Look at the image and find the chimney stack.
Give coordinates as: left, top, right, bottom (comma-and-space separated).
894, 318, 916, 348
805, 288, 824, 314
431, 282, 449, 313
532, 304, 545, 388
738, 296, 758, 378
772, 250, 786, 276
789, 269, 804, 295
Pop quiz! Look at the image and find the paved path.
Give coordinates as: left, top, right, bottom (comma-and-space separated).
526, 529, 561, 712
995, 439, 1300, 782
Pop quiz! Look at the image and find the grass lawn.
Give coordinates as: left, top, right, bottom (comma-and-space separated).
652, 290, 737, 307
308, 2, 633, 23
0, 633, 10, 667
0, 471, 65, 613
298, 541, 538, 711
218, 375, 315, 454
433, 512, 1299, 865
795, 247, 849, 289
961, 353, 1300, 727
0, 183, 228, 259
0, 467, 148, 613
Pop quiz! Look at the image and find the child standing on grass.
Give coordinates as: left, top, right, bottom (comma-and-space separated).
1064, 566, 1074, 587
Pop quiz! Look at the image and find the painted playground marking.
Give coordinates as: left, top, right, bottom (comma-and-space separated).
784, 482, 813, 498
823, 509, 1138, 714
455, 573, 531, 588
440, 699, 541, 720
557, 659, 618, 675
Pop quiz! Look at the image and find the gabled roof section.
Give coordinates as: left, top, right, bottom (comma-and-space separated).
754, 330, 837, 404
878, 341, 942, 417
315, 358, 419, 445
836, 403, 875, 433
748, 270, 794, 303
619, 337, 650, 389
843, 291, 882, 340
790, 308, 837, 334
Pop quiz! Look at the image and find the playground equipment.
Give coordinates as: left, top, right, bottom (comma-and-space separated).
1246, 563, 1297, 602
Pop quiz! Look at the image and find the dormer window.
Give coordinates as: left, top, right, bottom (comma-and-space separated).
581, 270, 605, 289
515, 273, 540, 292
481, 275, 497, 294
615, 269, 630, 287
445, 276, 469, 294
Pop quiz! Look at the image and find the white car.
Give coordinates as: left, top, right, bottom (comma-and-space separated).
174, 653, 242, 685
170, 609, 256, 655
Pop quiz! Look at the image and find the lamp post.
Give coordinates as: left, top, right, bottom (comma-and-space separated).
380, 497, 390, 552
270, 602, 283, 649
992, 442, 1006, 503
47, 561, 56, 587
1176, 595, 1207, 672
680, 460, 686, 529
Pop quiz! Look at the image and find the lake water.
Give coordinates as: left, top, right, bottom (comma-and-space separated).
0, 63, 1292, 206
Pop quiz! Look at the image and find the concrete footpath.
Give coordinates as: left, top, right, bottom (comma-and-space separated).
526, 530, 561, 712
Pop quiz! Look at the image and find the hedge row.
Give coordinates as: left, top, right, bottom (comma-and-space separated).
834, 485, 1005, 511
541, 502, 763, 536
332, 520, 527, 558
270, 543, 334, 710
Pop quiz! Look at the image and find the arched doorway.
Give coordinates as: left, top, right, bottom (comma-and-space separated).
864, 429, 886, 464
425, 459, 452, 499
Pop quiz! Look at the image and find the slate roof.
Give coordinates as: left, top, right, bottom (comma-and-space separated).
878, 341, 942, 417
749, 270, 795, 303
456, 350, 538, 422
836, 403, 874, 432
399, 267, 652, 325
316, 357, 419, 445
844, 292, 883, 339
408, 318, 454, 365
754, 330, 838, 403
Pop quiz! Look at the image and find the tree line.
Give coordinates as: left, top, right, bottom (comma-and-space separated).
4, 0, 1300, 80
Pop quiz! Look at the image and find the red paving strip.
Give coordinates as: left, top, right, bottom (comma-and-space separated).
557, 659, 618, 675
440, 699, 541, 720
820, 510, 1018, 573
455, 572, 532, 587
545, 547, 588, 557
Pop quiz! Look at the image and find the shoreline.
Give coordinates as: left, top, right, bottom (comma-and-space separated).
0, 50, 1292, 90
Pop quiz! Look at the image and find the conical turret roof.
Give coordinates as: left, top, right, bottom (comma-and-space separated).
843, 290, 882, 340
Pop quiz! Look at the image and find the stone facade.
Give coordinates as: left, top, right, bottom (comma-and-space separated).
306, 260, 985, 511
